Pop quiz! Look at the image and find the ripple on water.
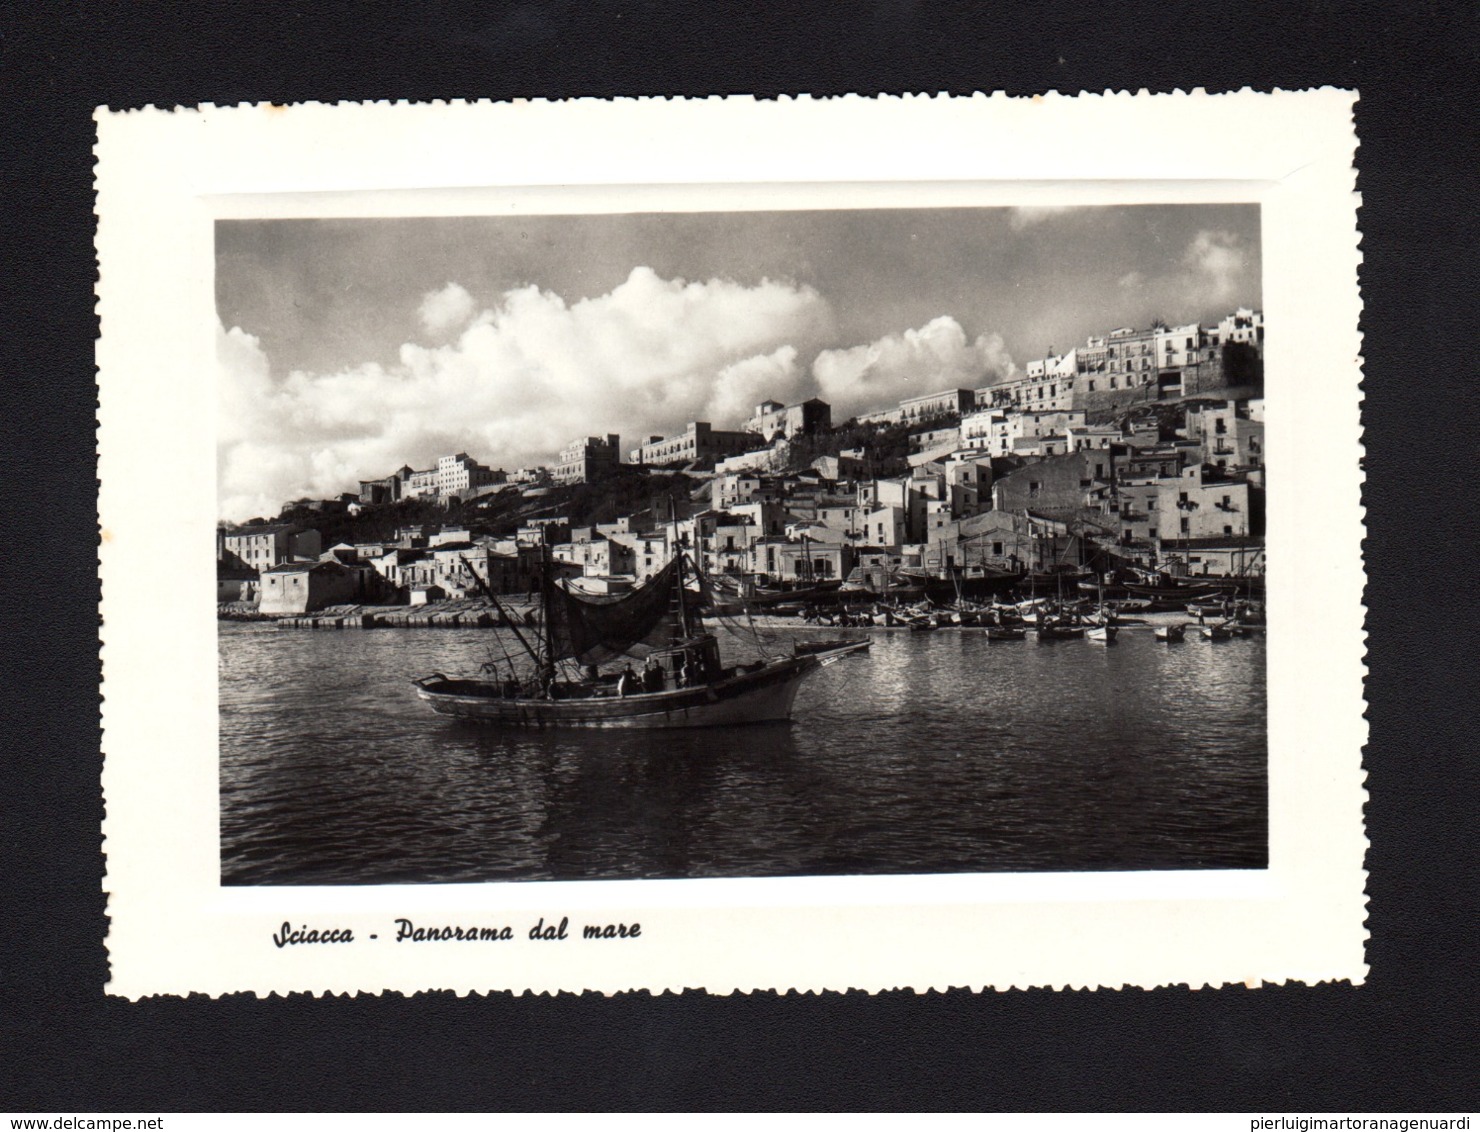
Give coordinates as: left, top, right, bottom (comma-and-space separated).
218, 623, 1267, 884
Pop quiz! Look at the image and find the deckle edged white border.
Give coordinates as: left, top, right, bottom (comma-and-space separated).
96, 91, 1366, 998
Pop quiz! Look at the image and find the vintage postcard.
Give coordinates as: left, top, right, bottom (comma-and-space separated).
97, 92, 1366, 997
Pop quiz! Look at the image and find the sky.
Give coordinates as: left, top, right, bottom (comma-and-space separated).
215, 204, 1261, 521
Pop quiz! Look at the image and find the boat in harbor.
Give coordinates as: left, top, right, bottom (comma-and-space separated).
793, 638, 871, 660
1085, 623, 1118, 644
1153, 623, 1187, 643
413, 547, 865, 729
984, 625, 1026, 641
1036, 623, 1085, 641
1199, 622, 1236, 641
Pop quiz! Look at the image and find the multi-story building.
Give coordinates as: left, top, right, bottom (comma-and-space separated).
1217, 307, 1264, 350
435, 453, 505, 498
1184, 400, 1265, 472
1103, 326, 1159, 390
551, 535, 636, 579
862, 505, 907, 547
712, 473, 779, 512
898, 388, 976, 424
989, 451, 1115, 522
631, 422, 756, 468
358, 465, 413, 505
727, 499, 788, 538
553, 435, 621, 485
982, 364, 1077, 414
744, 398, 831, 442
220, 524, 322, 572
1116, 463, 1252, 546
403, 467, 440, 499
960, 408, 1084, 457
1066, 422, 1123, 452
517, 517, 572, 546
1155, 323, 1206, 372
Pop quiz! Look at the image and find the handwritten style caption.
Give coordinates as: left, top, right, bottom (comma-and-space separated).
271, 915, 640, 949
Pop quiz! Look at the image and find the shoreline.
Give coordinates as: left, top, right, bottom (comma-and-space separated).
219, 601, 1255, 633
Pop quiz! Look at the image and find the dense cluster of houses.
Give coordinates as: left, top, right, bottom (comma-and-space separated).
218, 307, 1266, 614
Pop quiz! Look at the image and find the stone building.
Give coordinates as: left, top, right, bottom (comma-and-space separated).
744, 398, 831, 442
553, 435, 622, 485
219, 524, 322, 572
631, 422, 756, 468
898, 388, 976, 424
259, 559, 361, 614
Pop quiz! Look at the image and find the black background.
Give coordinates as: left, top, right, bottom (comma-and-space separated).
3, 1, 1477, 1112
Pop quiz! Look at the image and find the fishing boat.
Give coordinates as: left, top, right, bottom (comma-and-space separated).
793, 638, 871, 658
1153, 623, 1187, 642
1036, 623, 1085, 641
984, 625, 1026, 641
1199, 622, 1235, 641
413, 546, 862, 729
1085, 624, 1118, 644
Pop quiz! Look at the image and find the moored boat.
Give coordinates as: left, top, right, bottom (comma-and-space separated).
1153, 623, 1187, 642
1036, 623, 1085, 641
414, 545, 865, 729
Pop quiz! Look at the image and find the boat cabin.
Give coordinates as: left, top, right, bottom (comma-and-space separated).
640, 635, 724, 690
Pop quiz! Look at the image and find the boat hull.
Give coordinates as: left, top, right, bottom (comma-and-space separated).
414, 656, 819, 729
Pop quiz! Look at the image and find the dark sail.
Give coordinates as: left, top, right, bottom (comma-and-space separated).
544, 557, 686, 665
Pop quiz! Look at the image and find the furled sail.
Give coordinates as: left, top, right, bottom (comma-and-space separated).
544, 557, 686, 665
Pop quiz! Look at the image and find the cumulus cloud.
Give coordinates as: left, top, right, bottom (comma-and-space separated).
813, 316, 1016, 420
1184, 229, 1248, 304
216, 267, 1030, 520
418, 282, 477, 335
217, 268, 838, 520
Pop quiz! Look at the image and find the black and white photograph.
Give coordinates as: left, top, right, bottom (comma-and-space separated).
214, 203, 1269, 887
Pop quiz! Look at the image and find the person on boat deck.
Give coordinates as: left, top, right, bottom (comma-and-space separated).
643, 656, 663, 693
617, 663, 637, 697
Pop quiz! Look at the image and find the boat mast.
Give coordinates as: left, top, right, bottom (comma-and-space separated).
668, 495, 691, 639
538, 532, 557, 687
459, 554, 544, 671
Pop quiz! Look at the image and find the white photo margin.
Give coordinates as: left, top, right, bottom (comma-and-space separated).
97, 91, 1366, 997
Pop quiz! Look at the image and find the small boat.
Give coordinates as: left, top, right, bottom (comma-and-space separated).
1153, 624, 1187, 642
1036, 624, 1085, 641
794, 638, 871, 657
984, 626, 1026, 641
1200, 622, 1235, 640
414, 548, 862, 729
1085, 624, 1118, 644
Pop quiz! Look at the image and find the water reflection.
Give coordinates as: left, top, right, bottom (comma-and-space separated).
219, 623, 1267, 884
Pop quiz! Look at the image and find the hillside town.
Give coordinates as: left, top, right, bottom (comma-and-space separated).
217, 307, 1266, 619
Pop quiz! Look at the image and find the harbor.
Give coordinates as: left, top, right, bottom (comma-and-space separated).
211, 205, 1271, 884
